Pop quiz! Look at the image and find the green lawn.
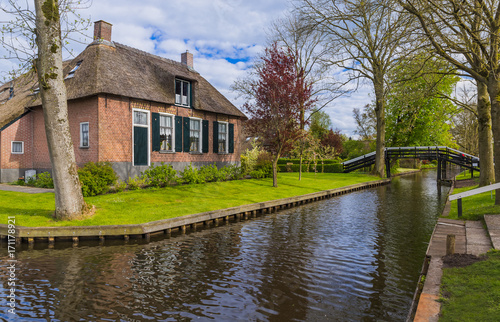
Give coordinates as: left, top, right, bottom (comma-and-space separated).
440, 250, 500, 321
455, 170, 480, 182
447, 185, 500, 220
1, 172, 380, 227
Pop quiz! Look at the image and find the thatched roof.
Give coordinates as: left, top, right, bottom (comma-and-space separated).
0, 41, 245, 129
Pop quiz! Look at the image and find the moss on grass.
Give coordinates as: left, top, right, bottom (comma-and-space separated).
1, 172, 380, 227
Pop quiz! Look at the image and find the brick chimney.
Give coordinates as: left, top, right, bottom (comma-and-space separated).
94, 20, 112, 42
181, 50, 194, 69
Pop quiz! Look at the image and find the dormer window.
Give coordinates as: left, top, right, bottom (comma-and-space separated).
175, 79, 191, 107
65, 61, 83, 79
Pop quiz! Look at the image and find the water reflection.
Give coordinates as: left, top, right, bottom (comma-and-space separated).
1, 170, 448, 321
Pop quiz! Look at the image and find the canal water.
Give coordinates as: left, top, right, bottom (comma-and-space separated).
1, 170, 449, 321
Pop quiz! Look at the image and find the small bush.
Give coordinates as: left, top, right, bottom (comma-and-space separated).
113, 179, 127, 193
142, 162, 177, 187
250, 169, 265, 179
226, 164, 243, 180
127, 176, 146, 190
255, 152, 273, 178
33, 172, 54, 188
180, 164, 204, 184
199, 164, 220, 182
78, 162, 118, 197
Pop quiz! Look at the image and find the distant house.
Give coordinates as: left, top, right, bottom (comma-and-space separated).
0, 21, 246, 183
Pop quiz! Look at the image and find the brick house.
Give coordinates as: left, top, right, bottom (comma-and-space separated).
0, 21, 246, 183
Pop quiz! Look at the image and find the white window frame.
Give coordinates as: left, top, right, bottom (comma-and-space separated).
11, 141, 24, 154
132, 108, 151, 167
189, 117, 202, 153
218, 121, 229, 153
175, 79, 191, 107
80, 122, 89, 148
159, 113, 175, 153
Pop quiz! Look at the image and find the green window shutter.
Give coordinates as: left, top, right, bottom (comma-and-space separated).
183, 117, 190, 152
152, 113, 160, 152
175, 116, 183, 152
213, 121, 219, 154
202, 120, 209, 153
228, 123, 234, 153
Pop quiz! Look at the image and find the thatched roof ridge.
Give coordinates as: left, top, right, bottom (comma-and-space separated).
0, 40, 245, 129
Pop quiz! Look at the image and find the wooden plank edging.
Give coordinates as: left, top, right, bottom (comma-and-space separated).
1, 179, 390, 242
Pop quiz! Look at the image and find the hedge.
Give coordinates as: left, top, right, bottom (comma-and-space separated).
278, 163, 343, 173
277, 158, 341, 165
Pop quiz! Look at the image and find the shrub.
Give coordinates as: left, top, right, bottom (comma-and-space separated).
127, 176, 146, 190
78, 162, 118, 197
33, 172, 54, 188
241, 140, 263, 175
249, 169, 265, 179
226, 164, 243, 180
198, 164, 220, 182
255, 151, 273, 178
142, 162, 177, 187
180, 164, 205, 184
113, 179, 127, 193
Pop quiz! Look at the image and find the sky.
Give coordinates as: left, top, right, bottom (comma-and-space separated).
0, 0, 378, 137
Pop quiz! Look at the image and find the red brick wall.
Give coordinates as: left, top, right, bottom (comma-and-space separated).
0, 112, 33, 169
32, 97, 99, 168
97, 96, 241, 165
98, 95, 132, 162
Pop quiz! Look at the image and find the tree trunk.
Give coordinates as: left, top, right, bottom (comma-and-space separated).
373, 74, 386, 178
272, 157, 279, 188
487, 75, 500, 204
35, 0, 86, 219
299, 153, 303, 181
476, 82, 495, 187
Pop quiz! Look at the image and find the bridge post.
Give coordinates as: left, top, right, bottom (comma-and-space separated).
386, 159, 391, 178
437, 157, 442, 181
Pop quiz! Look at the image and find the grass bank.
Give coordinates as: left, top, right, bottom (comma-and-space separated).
1, 172, 380, 227
446, 185, 500, 220
440, 250, 500, 321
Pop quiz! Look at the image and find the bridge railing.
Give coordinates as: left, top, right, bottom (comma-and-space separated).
449, 182, 500, 217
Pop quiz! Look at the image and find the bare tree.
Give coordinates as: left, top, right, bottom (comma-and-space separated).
353, 104, 376, 140
1, 0, 91, 219
296, 0, 415, 177
401, 0, 497, 190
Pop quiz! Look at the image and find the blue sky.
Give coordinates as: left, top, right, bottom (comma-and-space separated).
0, 0, 376, 136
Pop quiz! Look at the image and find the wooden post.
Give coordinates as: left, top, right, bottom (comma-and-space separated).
72, 236, 79, 245
446, 234, 456, 255
457, 198, 462, 218
28, 237, 34, 245
181, 225, 186, 234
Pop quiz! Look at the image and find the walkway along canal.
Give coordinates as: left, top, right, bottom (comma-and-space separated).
0, 170, 449, 321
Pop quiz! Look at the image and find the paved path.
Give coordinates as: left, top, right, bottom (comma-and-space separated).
414, 218, 493, 322
0, 184, 54, 194
485, 215, 500, 250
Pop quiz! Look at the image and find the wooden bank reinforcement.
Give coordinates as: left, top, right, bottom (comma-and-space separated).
1, 179, 390, 247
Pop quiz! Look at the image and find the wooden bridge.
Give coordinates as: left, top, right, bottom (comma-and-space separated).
342, 146, 480, 179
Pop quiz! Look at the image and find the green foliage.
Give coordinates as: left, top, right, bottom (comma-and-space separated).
114, 179, 127, 193
226, 164, 243, 180
255, 151, 273, 178
78, 162, 118, 197
180, 164, 205, 184
341, 139, 373, 160
278, 163, 343, 173
309, 109, 333, 139
33, 172, 54, 188
241, 139, 263, 175
278, 158, 341, 165
385, 55, 459, 147
142, 162, 177, 187
127, 176, 146, 190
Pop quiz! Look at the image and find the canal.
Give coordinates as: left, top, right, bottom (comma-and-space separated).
1, 170, 449, 321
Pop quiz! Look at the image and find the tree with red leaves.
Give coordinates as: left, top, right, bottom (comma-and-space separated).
320, 129, 344, 156
242, 43, 315, 187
